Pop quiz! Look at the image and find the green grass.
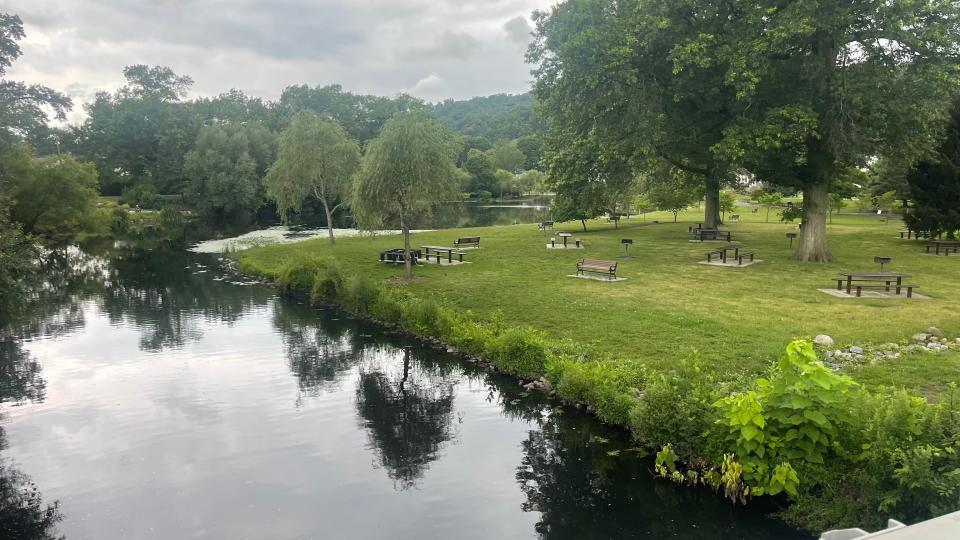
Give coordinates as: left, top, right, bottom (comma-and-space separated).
236, 204, 960, 395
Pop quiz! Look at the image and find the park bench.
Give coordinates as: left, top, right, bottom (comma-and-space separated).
736, 251, 755, 265
576, 259, 618, 280
421, 245, 466, 263
730, 214, 740, 222
538, 221, 555, 231
453, 236, 480, 248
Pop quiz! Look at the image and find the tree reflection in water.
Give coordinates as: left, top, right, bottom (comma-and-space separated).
272, 302, 365, 400
513, 405, 805, 540
0, 428, 64, 540
355, 348, 459, 490
100, 245, 271, 352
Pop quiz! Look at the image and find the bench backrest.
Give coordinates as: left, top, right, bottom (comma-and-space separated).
456, 236, 480, 243
581, 259, 617, 269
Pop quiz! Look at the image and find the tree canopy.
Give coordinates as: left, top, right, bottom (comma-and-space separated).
352, 111, 459, 279
265, 111, 360, 243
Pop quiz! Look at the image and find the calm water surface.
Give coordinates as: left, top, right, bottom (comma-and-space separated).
0, 245, 808, 539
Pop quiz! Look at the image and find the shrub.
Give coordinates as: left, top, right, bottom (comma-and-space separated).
310, 259, 344, 303
549, 355, 638, 425
485, 326, 548, 379
712, 340, 857, 498
110, 208, 130, 235
276, 255, 326, 294
630, 355, 717, 458
345, 274, 381, 314
120, 183, 159, 208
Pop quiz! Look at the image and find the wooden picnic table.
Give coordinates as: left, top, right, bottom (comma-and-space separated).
925, 240, 960, 255
420, 245, 466, 263
837, 272, 911, 295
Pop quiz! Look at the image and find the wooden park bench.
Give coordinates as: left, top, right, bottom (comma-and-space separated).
453, 236, 480, 248
576, 259, 618, 280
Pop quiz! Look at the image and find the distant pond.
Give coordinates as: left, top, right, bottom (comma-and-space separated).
0, 243, 809, 539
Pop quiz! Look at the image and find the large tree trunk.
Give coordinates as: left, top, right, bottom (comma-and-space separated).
703, 171, 721, 229
795, 181, 832, 262
320, 198, 336, 244
400, 211, 412, 281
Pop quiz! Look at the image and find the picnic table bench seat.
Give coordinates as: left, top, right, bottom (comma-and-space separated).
453, 236, 480, 248
845, 283, 919, 298
576, 259, 618, 280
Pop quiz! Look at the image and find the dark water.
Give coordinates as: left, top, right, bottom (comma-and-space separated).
0, 244, 808, 539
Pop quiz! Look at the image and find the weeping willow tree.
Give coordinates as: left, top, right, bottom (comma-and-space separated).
352, 112, 459, 280
265, 110, 360, 244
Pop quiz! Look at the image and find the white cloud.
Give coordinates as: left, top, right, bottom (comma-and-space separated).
0, 0, 551, 122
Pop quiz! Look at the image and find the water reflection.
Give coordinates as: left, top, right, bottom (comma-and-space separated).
272, 301, 361, 398
101, 246, 272, 351
0, 244, 809, 539
0, 340, 46, 406
515, 408, 807, 539
355, 348, 459, 490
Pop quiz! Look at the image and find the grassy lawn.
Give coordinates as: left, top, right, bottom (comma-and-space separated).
236, 205, 960, 396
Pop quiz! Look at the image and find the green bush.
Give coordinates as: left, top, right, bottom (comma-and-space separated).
485, 326, 548, 379
120, 183, 159, 208
310, 259, 344, 303
549, 354, 638, 425
110, 207, 130, 235
344, 274, 381, 314
276, 255, 326, 294
630, 355, 717, 458
444, 312, 495, 356
712, 340, 856, 498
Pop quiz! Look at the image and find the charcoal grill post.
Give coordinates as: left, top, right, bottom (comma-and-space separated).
786, 232, 798, 247
621, 238, 633, 258
874, 256, 892, 272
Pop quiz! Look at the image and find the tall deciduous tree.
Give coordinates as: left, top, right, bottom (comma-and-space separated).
78, 65, 199, 194
714, 0, 960, 261
265, 111, 359, 244
905, 100, 960, 239
352, 112, 459, 280
184, 124, 273, 221
0, 13, 70, 145
529, 0, 739, 230
9, 154, 99, 236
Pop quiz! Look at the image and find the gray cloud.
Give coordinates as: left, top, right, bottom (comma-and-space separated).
0, 0, 549, 122
504, 15, 533, 45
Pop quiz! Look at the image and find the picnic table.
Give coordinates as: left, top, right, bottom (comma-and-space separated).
691, 228, 732, 242
836, 272, 913, 296
925, 240, 960, 255
538, 221, 554, 232
420, 245, 466, 263
558, 232, 573, 247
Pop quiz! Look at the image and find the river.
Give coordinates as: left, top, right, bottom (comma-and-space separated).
0, 243, 808, 539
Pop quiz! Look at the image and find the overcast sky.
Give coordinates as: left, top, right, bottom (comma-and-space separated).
1, 0, 553, 123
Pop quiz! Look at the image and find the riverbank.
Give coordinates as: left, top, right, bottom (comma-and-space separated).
233, 211, 960, 533
236, 211, 960, 397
